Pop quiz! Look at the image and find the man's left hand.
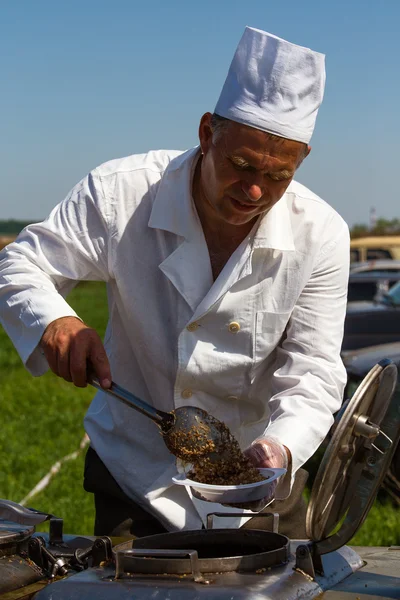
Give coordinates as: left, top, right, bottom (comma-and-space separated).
244, 437, 290, 470
223, 437, 289, 511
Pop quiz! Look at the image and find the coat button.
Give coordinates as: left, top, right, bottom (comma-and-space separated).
228, 321, 240, 333
181, 389, 193, 399
186, 322, 199, 332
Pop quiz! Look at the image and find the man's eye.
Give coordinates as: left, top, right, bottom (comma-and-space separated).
231, 161, 246, 170
230, 161, 255, 173
267, 173, 291, 182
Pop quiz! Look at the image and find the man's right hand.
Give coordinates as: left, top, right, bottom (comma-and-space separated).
40, 316, 111, 389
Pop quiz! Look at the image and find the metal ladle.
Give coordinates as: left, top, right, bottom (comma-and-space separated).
90, 377, 227, 461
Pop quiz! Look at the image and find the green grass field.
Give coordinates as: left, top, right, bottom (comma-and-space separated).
1, 281, 399, 545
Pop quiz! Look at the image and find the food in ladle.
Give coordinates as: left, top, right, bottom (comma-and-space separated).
165, 414, 222, 462
182, 418, 265, 485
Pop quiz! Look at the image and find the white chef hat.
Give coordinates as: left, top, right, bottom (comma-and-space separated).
214, 27, 326, 144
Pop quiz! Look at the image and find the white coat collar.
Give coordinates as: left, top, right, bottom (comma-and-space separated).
148, 147, 213, 312
147, 147, 200, 239
253, 193, 296, 252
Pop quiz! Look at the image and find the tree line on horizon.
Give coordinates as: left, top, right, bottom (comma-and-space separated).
1, 217, 400, 239
0, 219, 40, 235
350, 218, 400, 238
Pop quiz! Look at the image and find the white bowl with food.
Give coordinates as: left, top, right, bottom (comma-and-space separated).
172, 468, 286, 504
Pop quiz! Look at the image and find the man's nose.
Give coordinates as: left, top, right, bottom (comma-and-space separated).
241, 182, 263, 202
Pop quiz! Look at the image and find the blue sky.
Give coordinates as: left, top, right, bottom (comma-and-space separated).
1, 0, 399, 227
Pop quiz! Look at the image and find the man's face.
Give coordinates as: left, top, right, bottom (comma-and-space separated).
198, 113, 310, 227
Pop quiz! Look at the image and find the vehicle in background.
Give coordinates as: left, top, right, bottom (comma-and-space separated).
350, 235, 400, 263
350, 259, 400, 274
343, 280, 400, 350
342, 342, 400, 490
343, 342, 400, 398
347, 271, 400, 302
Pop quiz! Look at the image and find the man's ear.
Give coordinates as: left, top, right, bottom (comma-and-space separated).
298, 144, 311, 168
198, 112, 213, 155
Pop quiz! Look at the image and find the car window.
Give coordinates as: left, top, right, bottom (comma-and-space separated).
366, 249, 392, 260
385, 281, 400, 306
350, 249, 360, 262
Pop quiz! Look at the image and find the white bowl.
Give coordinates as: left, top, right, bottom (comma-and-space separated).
172, 468, 286, 504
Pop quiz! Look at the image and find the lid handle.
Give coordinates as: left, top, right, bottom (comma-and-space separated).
0, 499, 54, 525
206, 511, 279, 533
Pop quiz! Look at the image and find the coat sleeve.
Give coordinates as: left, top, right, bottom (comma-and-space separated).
263, 214, 350, 494
0, 170, 111, 376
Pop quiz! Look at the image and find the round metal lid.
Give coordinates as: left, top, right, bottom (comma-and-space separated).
0, 520, 34, 550
306, 359, 398, 544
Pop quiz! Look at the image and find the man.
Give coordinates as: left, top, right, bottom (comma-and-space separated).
0, 27, 349, 538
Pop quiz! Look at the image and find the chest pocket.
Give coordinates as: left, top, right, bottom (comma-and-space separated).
253, 310, 292, 363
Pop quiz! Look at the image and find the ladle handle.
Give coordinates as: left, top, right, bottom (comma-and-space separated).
90, 377, 170, 427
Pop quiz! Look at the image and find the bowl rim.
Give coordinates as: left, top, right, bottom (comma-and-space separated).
172, 467, 287, 491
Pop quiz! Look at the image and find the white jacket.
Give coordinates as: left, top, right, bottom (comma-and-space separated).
0, 147, 350, 530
